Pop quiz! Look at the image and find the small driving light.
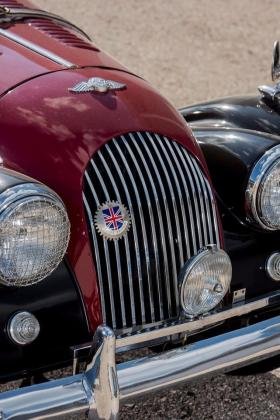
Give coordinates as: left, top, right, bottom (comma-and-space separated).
266, 252, 280, 281
8, 311, 40, 345
180, 245, 232, 317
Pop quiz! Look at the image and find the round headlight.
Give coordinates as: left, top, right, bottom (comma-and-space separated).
246, 145, 280, 230
180, 245, 232, 317
0, 183, 70, 287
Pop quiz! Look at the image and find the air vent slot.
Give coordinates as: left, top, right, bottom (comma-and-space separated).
27, 18, 98, 51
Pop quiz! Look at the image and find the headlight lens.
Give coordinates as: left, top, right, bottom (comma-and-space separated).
180, 245, 232, 317
0, 183, 70, 286
246, 145, 280, 230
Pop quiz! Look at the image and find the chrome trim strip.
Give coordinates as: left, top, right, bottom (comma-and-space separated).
122, 134, 162, 319
153, 133, 184, 268
160, 137, 191, 259
189, 154, 214, 245
202, 174, 221, 248
134, 132, 171, 317
105, 142, 146, 324
0, 8, 91, 41
173, 142, 203, 247
116, 290, 280, 349
96, 153, 131, 328
94, 153, 136, 327
183, 149, 209, 244
164, 138, 194, 256
114, 137, 155, 323
0, 28, 76, 68
89, 161, 118, 329
144, 132, 179, 307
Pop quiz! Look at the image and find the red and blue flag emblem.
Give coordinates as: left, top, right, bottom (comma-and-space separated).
102, 205, 124, 231
95, 201, 131, 240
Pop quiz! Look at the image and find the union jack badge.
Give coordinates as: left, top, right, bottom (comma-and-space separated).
94, 201, 131, 240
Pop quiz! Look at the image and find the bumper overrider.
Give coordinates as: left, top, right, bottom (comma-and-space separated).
0, 293, 280, 419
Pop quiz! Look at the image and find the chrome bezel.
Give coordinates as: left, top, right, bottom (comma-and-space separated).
0, 183, 62, 214
266, 252, 280, 281
245, 145, 280, 231
8, 311, 40, 345
0, 182, 70, 287
179, 244, 231, 317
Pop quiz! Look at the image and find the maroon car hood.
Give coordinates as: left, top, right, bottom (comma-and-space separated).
0, 13, 129, 96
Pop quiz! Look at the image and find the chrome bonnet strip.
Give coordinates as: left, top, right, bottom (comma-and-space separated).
0, 28, 76, 68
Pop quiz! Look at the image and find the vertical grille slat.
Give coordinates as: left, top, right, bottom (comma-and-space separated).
112, 137, 156, 323
132, 132, 172, 318
173, 143, 204, 248
90, 159, 127, 328
104, 143, 146, 325
122, 134, 163, 320
83, 132, 220, 333
144, 132, 179, 310
90, 160, 116, 328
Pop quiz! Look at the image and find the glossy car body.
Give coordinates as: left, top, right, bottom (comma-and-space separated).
0, 1, 279, 419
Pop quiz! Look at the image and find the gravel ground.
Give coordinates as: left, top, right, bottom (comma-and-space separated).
18, 0, 280, 418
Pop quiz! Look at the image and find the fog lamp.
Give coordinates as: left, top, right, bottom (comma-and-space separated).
266, 252, 280, 281
180, 245, 232, 317
8, 311, 40, 345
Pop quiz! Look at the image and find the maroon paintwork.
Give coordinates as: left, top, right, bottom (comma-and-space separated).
0, 0, 218, 331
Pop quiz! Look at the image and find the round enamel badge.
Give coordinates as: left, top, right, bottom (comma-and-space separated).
94, 201, 131, 240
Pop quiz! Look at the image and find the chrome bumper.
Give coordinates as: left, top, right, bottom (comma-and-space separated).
0, 315, 280, 419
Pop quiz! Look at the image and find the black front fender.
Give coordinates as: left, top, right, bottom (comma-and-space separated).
180, 96, 280, 226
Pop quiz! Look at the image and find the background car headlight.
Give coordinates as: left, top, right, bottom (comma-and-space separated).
180, 245, 232, 317
246, 145, 280, 230
0, 183, 70, 287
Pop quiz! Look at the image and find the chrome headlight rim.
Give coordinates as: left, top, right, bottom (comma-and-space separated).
0, 183, 62, 214
246, 145, 280, 231
179, 244, 232, 318
0, 182, 70, 287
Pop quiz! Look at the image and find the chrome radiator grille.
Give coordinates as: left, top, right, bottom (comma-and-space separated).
83, 132, 220, 332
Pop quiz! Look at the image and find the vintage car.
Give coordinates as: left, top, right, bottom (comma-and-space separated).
0, 0, 279, 418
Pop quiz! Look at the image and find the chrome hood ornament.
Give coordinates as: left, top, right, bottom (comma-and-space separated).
69, 77, 126, 94
259, 41, 280, 101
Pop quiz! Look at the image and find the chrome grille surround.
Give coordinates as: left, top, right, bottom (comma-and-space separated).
83, 132, 220, 332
